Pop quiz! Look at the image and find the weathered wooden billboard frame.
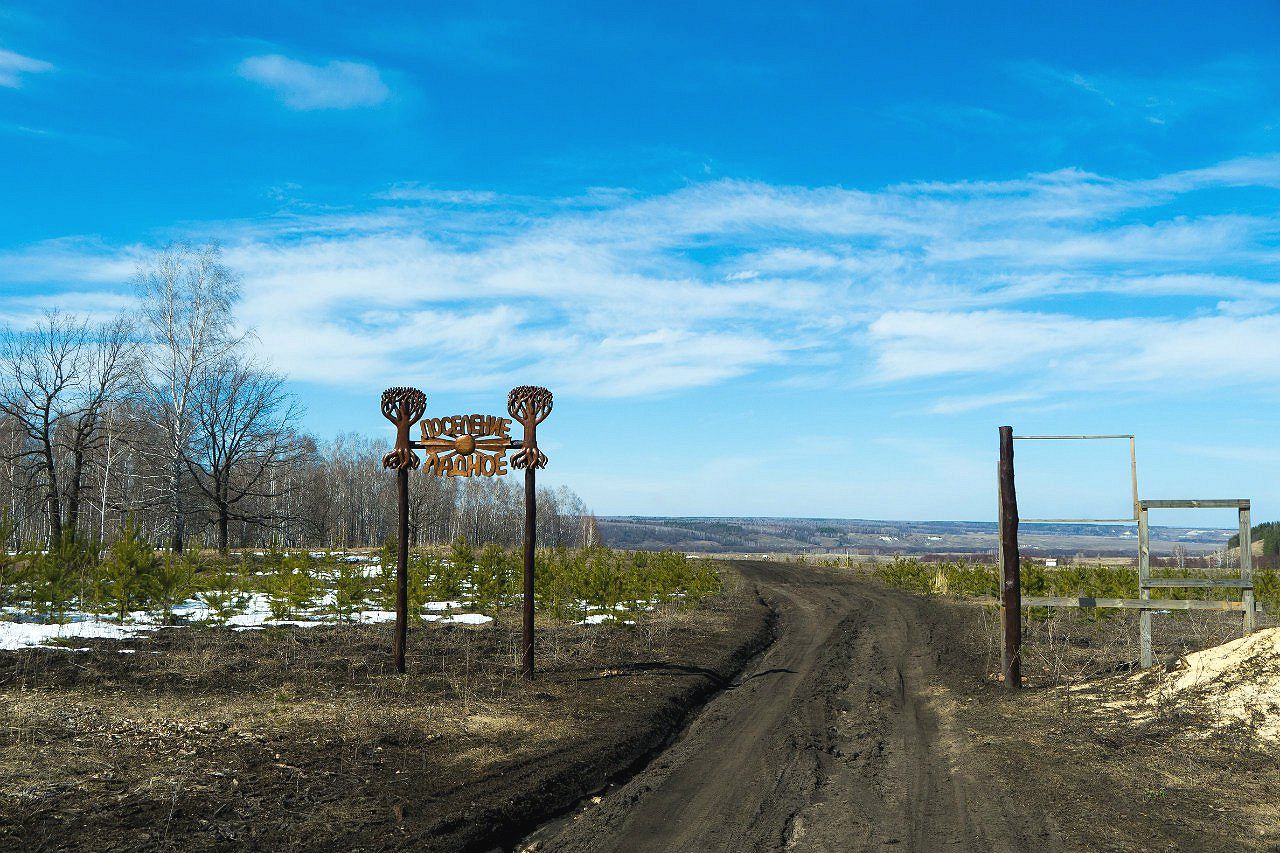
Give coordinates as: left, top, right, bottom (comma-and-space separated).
996, 426, 1257, 688
381, 385, 552, 678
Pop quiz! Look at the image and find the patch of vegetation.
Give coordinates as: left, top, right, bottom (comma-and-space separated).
0, 524, 719, 629
870, 556, 1280, 615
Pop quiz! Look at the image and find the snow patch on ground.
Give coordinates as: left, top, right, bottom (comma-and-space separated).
0, 617, 158, 651
579, 613, 636, 625
438, 613, 492, 625
0, 592, 491, 649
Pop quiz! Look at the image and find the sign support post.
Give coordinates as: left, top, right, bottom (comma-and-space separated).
508, 386, 553, 679
523, 460, 536, 676
380, 387, 427, 675
395, 466, 409, 673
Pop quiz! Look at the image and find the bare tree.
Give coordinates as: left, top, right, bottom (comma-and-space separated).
0, 312, 88, 544
187, 355, 303, 553
0, 283, 600, 552
134, 243, 243, 553
408, 469, 456, 546
58, 315, 135, 542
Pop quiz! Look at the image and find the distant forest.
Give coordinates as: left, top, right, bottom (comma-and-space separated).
0, 243, 598, 554
1228, 522, 1280, 555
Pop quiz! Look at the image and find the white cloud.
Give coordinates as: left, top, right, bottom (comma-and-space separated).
0, 290, 135, 328
927, 392, 1044, 415
237, 54, 389, 110
0, 48, 53, 88
869, 309, 1280, 391
5, 154, 1280, 401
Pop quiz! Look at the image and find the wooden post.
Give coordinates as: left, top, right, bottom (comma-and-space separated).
521, 464, 536, 679
1241, 504, 1255, 635
1129, 436, 1140, 520
998, 426, 1021, 689
1138, 505, 1152, 668
394, 467, 409, 674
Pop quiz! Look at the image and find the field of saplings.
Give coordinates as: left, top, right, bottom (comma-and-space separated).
0, 514, 720, 650
867, 555, 1280, 611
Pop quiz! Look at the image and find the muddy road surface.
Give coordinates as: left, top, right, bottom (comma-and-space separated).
523, 561, 1058, 853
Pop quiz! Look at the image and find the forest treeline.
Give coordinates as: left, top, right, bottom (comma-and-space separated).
1228, 522, 1280, 556
0, 243, 599, 555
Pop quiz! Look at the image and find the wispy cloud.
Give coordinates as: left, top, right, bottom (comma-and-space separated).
4, 155, 1280, 401
1011, 57, 1270, 126
0, 47, 53, 89
870, 310, 1280, 390
927, 391, 1045, 416
237, 54, 389, 110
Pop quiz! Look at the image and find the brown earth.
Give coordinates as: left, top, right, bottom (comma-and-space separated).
3, 561, 1278, 852
0, 573, 772, 852
525, 561, 1280, 852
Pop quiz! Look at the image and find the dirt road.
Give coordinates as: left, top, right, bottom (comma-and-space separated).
523, 561, 1060, 852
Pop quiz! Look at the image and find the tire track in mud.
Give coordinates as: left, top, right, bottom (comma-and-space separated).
523, 561, 1060, 853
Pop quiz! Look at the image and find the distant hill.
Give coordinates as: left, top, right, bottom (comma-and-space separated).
1227, 522, 1280, 555
597, 516, 1234, 557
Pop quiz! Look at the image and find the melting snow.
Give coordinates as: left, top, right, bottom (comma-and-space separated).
0, 617, 158, 651
424, 600, 464, 611
438, 613, 492, 625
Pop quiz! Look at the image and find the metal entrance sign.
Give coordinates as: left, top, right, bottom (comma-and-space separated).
380, 385, 552, 679
419, 414, 513, 477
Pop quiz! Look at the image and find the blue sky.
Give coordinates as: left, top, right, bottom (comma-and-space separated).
3, 1, 1280, 523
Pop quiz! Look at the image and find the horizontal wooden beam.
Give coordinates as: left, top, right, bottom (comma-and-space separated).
1013, 434, 1133, 440
1021, 518, 1137, 524
1139, 499, 1249, 509
975, 596, 1257, 612
1143, 578, 1252, 589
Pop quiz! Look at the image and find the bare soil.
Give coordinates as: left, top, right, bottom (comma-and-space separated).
3, 561, 1277, 852
0, 571, 772, 852
527, 562, 1280, 852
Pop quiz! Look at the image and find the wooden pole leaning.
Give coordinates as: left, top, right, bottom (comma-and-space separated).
998, 425, 1021, 689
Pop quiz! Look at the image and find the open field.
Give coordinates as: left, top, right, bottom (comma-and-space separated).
0, 566, 770, 851
599, 516, 1236, 557
0, 544, 721, 651
5, 560, 1278, 851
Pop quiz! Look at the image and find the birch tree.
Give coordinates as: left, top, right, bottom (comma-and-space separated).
134, 243, 243, 553
59, 315, 135, 541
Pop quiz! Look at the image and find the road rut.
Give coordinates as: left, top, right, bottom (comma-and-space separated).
523, 561, 1060, 852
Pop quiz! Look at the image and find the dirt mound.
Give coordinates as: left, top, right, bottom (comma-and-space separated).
1151, 626, 1280, 741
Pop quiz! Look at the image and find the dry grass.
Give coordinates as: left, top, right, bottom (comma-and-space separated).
951, 603, 1280, 850
0, 576, 768, 852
